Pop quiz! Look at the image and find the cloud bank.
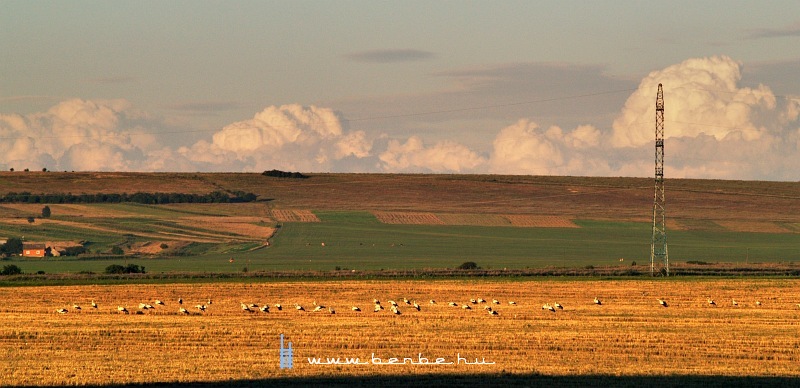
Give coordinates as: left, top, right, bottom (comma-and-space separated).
1, 56, 797, 180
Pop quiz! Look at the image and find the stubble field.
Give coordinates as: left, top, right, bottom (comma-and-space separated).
2, 278, 800, 386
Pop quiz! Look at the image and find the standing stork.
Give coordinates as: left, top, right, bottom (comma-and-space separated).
179, 307, 189, 314
554, 302, 564, 310
732, 299, 738, 307
260, 305, 269, 313
72, 303, 81, 311
658, 299, 668, 307
274, 303, 282, 311
412, 301, 420, 311
708, 299, 716, 306
91, 300, 98, 309
352, 306, 361, 312
492, 299, 500, 305
594, 297, 602, 305
56, 308, 68, 314
117, 306, 129, 314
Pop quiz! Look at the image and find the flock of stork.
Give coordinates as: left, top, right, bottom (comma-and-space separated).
55, 297, 210, 315
55, 295, 800, 316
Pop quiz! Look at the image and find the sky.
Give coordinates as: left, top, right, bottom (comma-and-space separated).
1, 1, 799, 180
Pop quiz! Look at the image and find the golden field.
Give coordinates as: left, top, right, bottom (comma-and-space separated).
2, 279, 800, 386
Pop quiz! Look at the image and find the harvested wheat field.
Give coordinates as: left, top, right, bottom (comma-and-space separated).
2, 279, 800, 386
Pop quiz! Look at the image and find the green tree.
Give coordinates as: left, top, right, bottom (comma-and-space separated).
1, 264, 22, 276
456, 261, 479, 270
41, 205, 51, 218
1, 238, 23, 255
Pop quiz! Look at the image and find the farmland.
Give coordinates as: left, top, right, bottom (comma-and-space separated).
1, 172, 800, 274
2, 279, 800, 386
1, 172, 800, 386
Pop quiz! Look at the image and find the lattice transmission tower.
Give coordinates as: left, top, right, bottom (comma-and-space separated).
650, 83, 669, 276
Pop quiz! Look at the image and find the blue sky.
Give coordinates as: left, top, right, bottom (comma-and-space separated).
1, 1, 799, 179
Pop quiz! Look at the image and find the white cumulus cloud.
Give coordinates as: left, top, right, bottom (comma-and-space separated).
186, 104, 372, 172
612, 56, 783, 148
379, 136, 487, 173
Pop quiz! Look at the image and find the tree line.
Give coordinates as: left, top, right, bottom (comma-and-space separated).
0, 191, 258, 204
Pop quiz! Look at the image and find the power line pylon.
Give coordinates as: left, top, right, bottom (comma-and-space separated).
651, 83, 669, 276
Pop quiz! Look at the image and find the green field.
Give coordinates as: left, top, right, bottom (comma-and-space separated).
4, 210, 800, 274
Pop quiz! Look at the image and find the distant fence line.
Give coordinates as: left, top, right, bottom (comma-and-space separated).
0, 191, 259, 204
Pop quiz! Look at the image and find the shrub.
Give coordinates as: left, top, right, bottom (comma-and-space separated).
1, 264, 22, 276
63, 246, 86, 256
456, 261, 479, 270
41, 205, 51, 218
262, 169, 308, 179
111, 246, 124, 255
160, 243, 169, 249
104, 263, 145, 274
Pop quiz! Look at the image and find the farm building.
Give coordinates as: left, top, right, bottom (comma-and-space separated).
22, 243, 47, 258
